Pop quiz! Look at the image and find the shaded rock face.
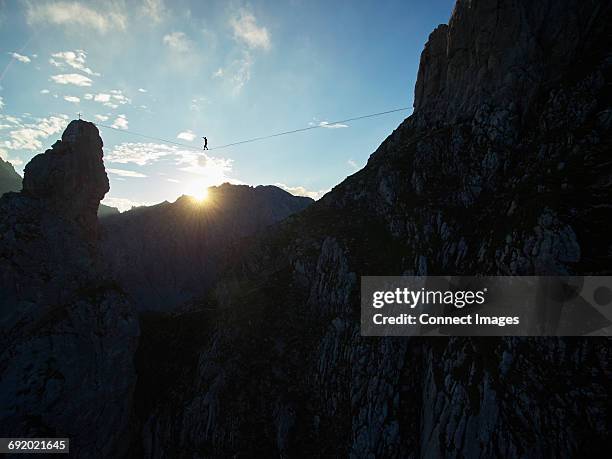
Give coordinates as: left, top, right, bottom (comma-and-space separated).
0, 157, 22, 196
101, 184, 313, 311
22, 120, 109, 235
139, 0, 612, 457
1, 153, 118, 217
0, 120, 139, 458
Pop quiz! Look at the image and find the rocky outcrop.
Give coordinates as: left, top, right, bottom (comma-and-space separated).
101, 184, 312, 311
0, 157, 22, 196
140, 0, 612, 457
0, 151, 119, 216
0, 120, 139, 457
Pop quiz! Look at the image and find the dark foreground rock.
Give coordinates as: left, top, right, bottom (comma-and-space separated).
0, 120, 139, 457
139, 0, 612, 457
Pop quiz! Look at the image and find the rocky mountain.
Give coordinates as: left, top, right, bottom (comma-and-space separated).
0, 157, 119, 216
138, 0, 612, 457
101, 184, 312, 311
99, 202, 121, 217
0, 157, 22, 196
0, 120, 139, 457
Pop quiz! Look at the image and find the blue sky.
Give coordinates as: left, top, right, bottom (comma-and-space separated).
0, 0, 454, 210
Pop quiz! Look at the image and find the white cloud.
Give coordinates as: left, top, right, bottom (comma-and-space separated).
40, 89, 50, 94
109, 89, 131, 104
85, 92, 126, 108
141, 0, 166, 23
138, 88, 147, 93
2, 114, 68, 151
49, 50, 99, 76
111, 114, 128, 130
275, 183, 328, 200
319, 121, 349, 129
0, 96, 3, 110
50, 73, 92, 86
95, 114, 109, 121
166, 178, 180, 183
177, 130, 196, 141
163, 31, 191, 53
94, 93, 110, 102
230, 9, 271, 50
10, 52, 31, 63
0, 147, 24, 167
347, 159, 358, 169
106, 143, 235, 186
101, 196, 151, 212
107, 167, 147, 178
63, 95, 80, 103
177, 152, 233, 180
213, 68, 224, 78
106, 142, 174, 165
26, 2, 127, 33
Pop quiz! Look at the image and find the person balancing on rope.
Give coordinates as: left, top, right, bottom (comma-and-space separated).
202, 136, 208, 150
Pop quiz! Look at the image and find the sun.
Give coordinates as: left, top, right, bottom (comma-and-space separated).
184, 182, 209, 203
190, 187, 209, 203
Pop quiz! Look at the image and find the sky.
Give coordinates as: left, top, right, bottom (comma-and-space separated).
0, 0, 454, 211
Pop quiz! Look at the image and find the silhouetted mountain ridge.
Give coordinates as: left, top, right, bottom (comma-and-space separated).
101, 183, 313, 311
138, 0, 612, 456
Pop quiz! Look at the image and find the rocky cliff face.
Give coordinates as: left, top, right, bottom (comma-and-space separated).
0, 120, 139, 457
101, 184, 312, 311
139, 0, 612, 456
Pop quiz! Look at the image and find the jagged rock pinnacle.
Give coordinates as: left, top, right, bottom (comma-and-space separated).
21, 119, 109, 231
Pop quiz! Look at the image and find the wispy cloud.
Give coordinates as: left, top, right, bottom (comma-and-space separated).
275, 183, 328, 200
109, 89, 131, 105
106, 142, 234, 185
0, 96, 4, 110
189, 96, 208, 112
95, 114, 109, 121
138, 88, 147, 93
9, 52, 31, 63
141, 0, 167, 23
50, 50, 99, 76
215, 52, 253, 95
107, 142, 175, 166
50, 73, 92, 86
230, 9, 271, 51
40, 89, 50, 94
319, 121, 348, 129
347, 159, 358, 169
107, 167, 147, 178
111, 114, 128, 130
2, 114, 68, 151
163, 31, 192, 53
177, 130, 196, 141
26, 1, 127, 33
63, 95, 80, 103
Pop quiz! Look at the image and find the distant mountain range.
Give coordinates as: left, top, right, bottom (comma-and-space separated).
0, 156, 119, 217
101, 184, 312, 311
0, 157, 22, 196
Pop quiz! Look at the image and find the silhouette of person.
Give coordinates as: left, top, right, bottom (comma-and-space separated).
202, 136, 208, 150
